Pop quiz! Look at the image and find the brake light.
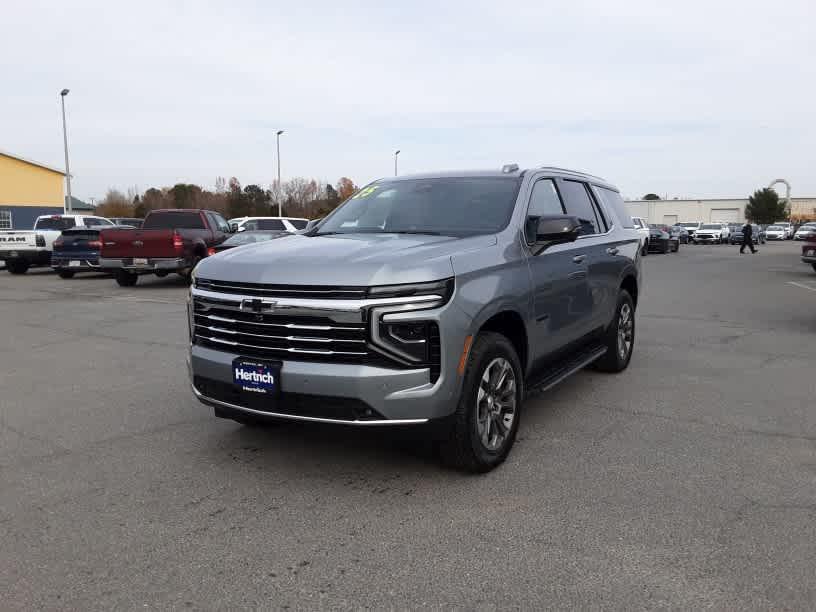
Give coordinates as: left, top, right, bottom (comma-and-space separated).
88, 240, 102, 250
172, 231, 184, 251
36, 234, 46, 247
53, 237, 64, 249
207, 247, 216, 256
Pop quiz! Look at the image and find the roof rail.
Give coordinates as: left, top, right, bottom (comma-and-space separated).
537, 166, 608, 183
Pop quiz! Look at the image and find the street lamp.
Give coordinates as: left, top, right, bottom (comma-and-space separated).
276, 130, 284, 217
60, 89, 72, 213
394, 150, 400, 176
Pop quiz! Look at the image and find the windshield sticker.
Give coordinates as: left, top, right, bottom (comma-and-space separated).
352, 186, 379, 199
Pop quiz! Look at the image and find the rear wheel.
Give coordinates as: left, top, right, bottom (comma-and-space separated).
641, 240, 648, 256
57, 270, 75, 279
661, 240, 670, 254
812, 264, 816, 273
6, 260, 29, 274
115, 270, 138, 287
593, 290, 636, 373
438, 331, 523, 473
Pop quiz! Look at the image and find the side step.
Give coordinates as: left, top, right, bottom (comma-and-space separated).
525, 343, 607, 397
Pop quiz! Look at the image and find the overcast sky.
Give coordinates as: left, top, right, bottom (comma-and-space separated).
2, 0, 814, 201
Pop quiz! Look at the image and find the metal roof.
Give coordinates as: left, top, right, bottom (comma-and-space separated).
0, 148, 66, 175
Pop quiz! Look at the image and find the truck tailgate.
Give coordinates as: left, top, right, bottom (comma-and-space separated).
100, 228, 178, 259
0, 232, 37, 250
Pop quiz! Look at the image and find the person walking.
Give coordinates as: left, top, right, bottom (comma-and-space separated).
740, 222, 758, 254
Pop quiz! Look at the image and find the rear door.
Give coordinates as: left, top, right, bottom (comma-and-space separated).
524, 176, 594, 360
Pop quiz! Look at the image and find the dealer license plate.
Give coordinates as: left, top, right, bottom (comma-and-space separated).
133, 258, 148, 266
232, 358, 280, 395
69, 260, 81, 267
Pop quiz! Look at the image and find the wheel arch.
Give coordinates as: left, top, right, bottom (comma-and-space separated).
476, 308, 529, 375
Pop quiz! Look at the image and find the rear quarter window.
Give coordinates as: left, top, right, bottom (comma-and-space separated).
593, 186, 634, 229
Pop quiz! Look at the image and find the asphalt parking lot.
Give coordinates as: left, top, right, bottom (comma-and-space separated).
1, 241, 814, 609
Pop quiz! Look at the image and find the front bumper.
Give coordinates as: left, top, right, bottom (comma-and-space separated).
188, 288, 472, 424
99, 257, 188, 272
0, 249, 51, 265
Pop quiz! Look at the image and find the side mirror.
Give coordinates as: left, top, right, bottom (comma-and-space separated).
229, 223, 239, 232
526, 215, 582, 253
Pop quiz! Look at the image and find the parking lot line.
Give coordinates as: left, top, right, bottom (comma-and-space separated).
786, 281, 816, 293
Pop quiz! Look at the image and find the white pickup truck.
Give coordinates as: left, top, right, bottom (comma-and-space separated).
0, 214, 115, 274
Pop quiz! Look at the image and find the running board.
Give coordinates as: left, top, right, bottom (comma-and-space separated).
526, 344, 607, 396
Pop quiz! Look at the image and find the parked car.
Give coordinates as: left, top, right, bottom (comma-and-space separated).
51, 226, 131, 278
647, 225, 679, 253
802, 237, 816, 272
189, 166, 642, 472
670, 225, 690, 244
677, 222, 701, 243
793, 222, 816, 241
728, 223, 765, 245
212, 230, 285, 253
632, 216, 651, 255
765, 225, 787, 240
775, 221, 794, 239
99, 209, 232, 286
227, 217, 309, 233
0, 214, 115, 274
109, 217, 144, 228
694, 223, 729, 244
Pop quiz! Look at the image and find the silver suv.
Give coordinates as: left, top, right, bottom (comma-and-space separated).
188, 166, 642, 471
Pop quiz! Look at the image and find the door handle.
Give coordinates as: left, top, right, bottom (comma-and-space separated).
572, 255, 586, 264
606, 247, 619, 255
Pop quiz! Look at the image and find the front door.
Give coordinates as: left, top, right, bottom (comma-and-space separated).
524, 177, 594, 361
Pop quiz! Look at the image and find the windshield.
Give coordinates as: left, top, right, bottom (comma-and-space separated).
316, 177, 521, 237
222, 231, 281, 246
35, 217, 76, 231
701, 224, 721, 230
679, 223, 698, 228
767, 226, 782, 230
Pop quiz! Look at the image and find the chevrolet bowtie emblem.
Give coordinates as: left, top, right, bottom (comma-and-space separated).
132, 240, 143, 247
240, 298, 277, 313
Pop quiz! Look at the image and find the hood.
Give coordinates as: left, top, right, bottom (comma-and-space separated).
195, 232, 497, 286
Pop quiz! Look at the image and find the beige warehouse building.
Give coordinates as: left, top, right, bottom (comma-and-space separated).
625, 197, 816, 225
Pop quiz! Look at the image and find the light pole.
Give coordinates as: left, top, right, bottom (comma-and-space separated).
60, 89, 72, 213
394, 150, 400, 176
276, 130, 284, 217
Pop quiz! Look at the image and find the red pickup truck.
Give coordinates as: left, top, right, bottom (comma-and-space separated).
99, 209, 231, 286
803, 237, 816, 273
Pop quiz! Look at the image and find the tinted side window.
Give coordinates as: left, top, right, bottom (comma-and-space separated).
593, 186, 634, 229
257, 219, 286, 230
527, 179, 564, 217
210, 212, 230, 232
289, 219, 308, 230
560, 180, 600, 235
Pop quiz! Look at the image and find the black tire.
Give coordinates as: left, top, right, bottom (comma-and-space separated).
438, 331, 523, 473
57, 270, 75, 279
6, 260, 29, 274
641, 240, 648, 256
661, 240, 670, 254
812, 264, 816, 273
673, 241, 680, 253
214, 406, 284, 427
115, 270, 138, 287
592, 290, 636, 373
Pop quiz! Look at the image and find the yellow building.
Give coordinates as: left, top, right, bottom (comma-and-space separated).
0, 149, 66, 229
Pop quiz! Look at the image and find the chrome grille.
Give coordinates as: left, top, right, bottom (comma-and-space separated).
192, 289, 372, 363
195, 278, 367, 299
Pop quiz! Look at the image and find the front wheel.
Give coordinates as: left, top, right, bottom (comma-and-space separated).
115, 270, 138, 287
812, 263, 816, 273
641, 240, 648, 256
6, 260, 29, 274
57, 270, 75, 279
439, 331, 523, 473
592, 290, 636, 373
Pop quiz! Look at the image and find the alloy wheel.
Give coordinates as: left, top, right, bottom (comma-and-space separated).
475, 358, 517, 452
617, 303, 634, 360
